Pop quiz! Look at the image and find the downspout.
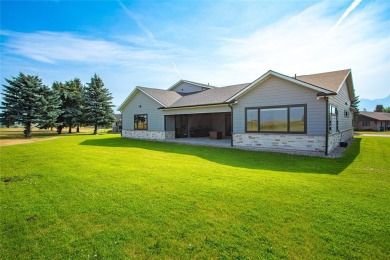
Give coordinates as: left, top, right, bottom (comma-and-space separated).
228, 104, 234, 147
325, 97, 329, 155
121, 113, 123, 137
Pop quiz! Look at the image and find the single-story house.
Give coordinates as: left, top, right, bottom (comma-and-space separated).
118, 69, 356, 155
355, 112, 390, 131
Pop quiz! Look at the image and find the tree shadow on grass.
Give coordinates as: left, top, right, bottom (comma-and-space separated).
79, 137, 361, 175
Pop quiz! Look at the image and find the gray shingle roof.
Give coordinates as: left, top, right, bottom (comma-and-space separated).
168, 80, 216, 90
359, 112, 390, 121
296, 69, 351, 93
119, 69, 353, 111
168, 83, 249, 108
138, 87, 182, 107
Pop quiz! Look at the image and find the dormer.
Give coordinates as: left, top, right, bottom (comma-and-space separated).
168, 80, 215, 94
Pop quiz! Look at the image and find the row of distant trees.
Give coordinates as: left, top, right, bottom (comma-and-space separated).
0, 73, 115, 137
348, 97, 389, 113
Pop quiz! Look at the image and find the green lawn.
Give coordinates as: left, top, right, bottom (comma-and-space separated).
0, 127, 59, 139
1, 134, 389, 258
355, 130, 390, 135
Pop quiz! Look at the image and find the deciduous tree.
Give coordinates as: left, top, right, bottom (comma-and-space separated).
374, 104, 384, 112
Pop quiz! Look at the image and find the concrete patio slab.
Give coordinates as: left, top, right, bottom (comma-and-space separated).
165, 137, 232, 148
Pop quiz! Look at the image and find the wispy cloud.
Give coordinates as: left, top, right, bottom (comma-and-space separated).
328, 0, 362, 34
116, 0, 157, 46
116, 0, 180, 75
0, 30, 184, 74
210, 1, 390, 99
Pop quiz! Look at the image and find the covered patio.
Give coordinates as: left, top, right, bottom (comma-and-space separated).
164, 112, 232, 139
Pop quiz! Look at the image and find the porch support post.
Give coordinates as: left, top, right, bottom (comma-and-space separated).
325, 97, 329, 155
228, 104, 233, 147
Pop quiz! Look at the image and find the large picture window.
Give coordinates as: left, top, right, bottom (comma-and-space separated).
134, 114, 148, 130
245, 105, 306, 133
246, 109, 258, 132
260, 107, 287, 132
289, 106, 305, 132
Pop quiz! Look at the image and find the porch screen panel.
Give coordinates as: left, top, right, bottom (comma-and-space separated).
246, 109, 258, 131
260, 108, 287, 132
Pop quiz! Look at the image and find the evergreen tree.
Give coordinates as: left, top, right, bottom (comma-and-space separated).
0, 73, 61, 137
351, 95, 360, 127
35, 86, 62, 130
83, 74, 115, 134
52, 81, 66, 134
351, 95, 360, 112
53, 79, 84, 134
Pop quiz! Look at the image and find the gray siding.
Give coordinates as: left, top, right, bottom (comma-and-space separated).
329, 81, 353, 131
121, 91, 165, 131
170, 82, 203, 93
233, 76, 326, 135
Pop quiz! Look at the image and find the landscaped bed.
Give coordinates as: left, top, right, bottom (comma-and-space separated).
0, 133, 389, 258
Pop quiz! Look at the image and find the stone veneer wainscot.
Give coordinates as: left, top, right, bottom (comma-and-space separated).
122, 130, 175, 140
327, 128, 354, 154
233, 133, 326, 152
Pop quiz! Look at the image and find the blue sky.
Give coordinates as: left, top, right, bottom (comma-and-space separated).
1, 0, 389, 109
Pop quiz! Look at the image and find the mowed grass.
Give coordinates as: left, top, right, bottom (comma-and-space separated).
0, 127, 108, 140
355, 130, 390, 135
0, 134, 389, 258
0, 127, 59, 139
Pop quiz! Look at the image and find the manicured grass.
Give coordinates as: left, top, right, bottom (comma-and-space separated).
1, 134, 389, 258
0, 127, 109, 140
0, 127, 59, 139
355, 130, 390, 135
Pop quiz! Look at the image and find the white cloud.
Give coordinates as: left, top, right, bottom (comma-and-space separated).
0, 30, 186, 74
1, 0, 389, 104
328, 0, 362, 34
212, 1, 390, 99
116, 0, 180, 75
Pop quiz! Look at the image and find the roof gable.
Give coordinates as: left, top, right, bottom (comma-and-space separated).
226, 70, 336, 102
296, 69, 351, 93
117, 86, 182, 111
167, 83, 249, 108
168, 80, 215, 92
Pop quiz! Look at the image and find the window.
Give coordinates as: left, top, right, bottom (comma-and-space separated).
329, 105, 338, 134
289, 106, 305, 132
134, 114, 148, 130
260, 107, 287, 132
246, 109, 258, 131
362, 121, 370, 126
245, 105, 306, 133
344, 109, 350, 118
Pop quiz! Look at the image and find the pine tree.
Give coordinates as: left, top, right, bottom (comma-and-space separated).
0, 73, 61, 137
351, 95, 360, 127
35, 86, 62, 130
83, 74, 115, 134
53, 78, 84, 134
